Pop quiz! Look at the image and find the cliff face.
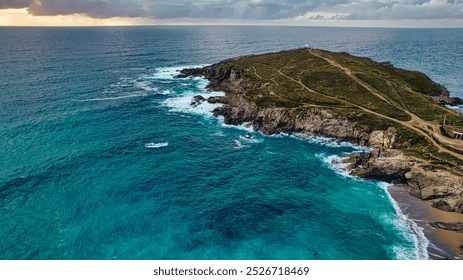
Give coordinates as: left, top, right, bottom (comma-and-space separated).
348, 148, 463, 213
178, 59, 463, 214
214, 95, 370, 144
180, 66, 370, 144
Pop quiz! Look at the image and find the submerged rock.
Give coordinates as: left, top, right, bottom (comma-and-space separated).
190, 95, 206, 107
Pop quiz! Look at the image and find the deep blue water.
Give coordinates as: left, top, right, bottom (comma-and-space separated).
1, 26, 462, 260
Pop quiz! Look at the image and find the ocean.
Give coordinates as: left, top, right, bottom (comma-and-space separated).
0, 26, 462, 260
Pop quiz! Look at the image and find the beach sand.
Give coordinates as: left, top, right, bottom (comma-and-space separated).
388, 185, 463, 260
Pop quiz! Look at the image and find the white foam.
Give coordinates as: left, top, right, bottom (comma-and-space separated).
239, 134, 263, 144
162, 92, 225, 117
220, 120, 255, 133
154, 65, 229, 118
446, 105, 463, 114
446, 104, 463, 110
265, 132, 290, 138
159, 90, 171, 95
378, 182, 430, 260
109, 77, 135, 89
292, 133, 372, 152
317, 152, 431, 259
79, 93, 148, 102
316, 153, 355, 178
150, 65, 209, 80
153, 64, 430, 259
153, 65, 238, 127
233, 140, 249, 150
145, 142, 169, 149
152, 67, 182, 80
135, 81, 158, 92
213, 131, 226, 137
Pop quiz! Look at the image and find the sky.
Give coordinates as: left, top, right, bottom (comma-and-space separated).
0, 0, 463, 27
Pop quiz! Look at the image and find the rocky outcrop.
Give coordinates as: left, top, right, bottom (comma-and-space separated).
180, 66, 370, 144
178, 66, 246, 94
430, 222, 463, 233
368, 128, 397, 148
347, 150, 463, 213
190, 95, 206, 108
347, 149, 411, 184
406, 166, 463, 199
207, 96, 226, 104
213, 94, 370, 143
406, 165, 463, 213
432, 91, 463, 106
179, 64, 463, 213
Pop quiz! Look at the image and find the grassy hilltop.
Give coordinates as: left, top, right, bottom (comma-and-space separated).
205, 48, 463, 166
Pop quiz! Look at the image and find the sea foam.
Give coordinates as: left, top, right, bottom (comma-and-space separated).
145, 142, 169, 149
316, 153, 355, 179
158, 65, 226, 118
318, 151, 430, 259
378, 182, 430, 260
135, 80, 158, 92
79, 93, 148, 102
154, 63, 431, 260
292, 133, 372, 152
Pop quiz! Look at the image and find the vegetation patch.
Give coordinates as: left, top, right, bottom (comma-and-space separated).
210, 49, 463, 164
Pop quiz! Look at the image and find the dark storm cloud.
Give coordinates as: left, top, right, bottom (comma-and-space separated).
1, 0, 463, 21
26, 0, 348, 20
27, 0, 148, 18
0, 0, 32, 9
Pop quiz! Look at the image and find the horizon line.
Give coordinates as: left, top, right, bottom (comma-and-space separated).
1, 24, 463, 29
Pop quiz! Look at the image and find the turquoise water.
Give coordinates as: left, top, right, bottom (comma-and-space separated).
1, 26, 462, 260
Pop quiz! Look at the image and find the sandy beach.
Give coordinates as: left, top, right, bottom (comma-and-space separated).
388, 185, 463, 259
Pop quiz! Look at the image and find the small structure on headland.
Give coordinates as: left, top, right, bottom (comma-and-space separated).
443, 116, 463, 139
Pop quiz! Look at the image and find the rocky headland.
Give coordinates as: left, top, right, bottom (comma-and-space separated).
178, 48, 463, 258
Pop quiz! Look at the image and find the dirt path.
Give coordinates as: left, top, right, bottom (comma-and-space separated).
259, 52, 463, 161
251, 66, 279, 86
307, 49, 463, 160
309, 50, 396, 107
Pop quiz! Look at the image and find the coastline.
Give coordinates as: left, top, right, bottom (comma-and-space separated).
388, 185, 463, 259
171, 72, 442, 259
178, 49, 463, 259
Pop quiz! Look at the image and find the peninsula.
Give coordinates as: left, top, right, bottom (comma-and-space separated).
179, 49, 463, 258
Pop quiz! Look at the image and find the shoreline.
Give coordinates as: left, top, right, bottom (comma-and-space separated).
387, 185, 463, 259
178, 55, 463, 260
180, 84, 447, 259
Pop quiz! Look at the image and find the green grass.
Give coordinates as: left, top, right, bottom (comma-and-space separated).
212, 48, 463, 163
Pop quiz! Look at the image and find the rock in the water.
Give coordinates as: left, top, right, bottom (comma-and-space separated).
432, 92, 463, 106
207, 96, 226, 104
190, 95, 206, 107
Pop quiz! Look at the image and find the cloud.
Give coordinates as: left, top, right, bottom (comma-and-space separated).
0, 1, 347, 19
27, 0, 148, 18
294, 11, 350, 21
0, 0, 32, 9
0, 0, 462, 22
328, 0, 463, 20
